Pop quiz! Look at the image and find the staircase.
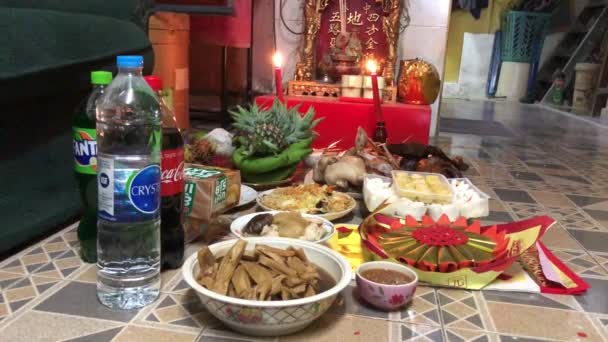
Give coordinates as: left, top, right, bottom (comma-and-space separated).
534, 0, 608, 105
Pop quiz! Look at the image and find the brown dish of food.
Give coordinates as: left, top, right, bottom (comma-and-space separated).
196, 240, 336, 301
360, 268, 414, 285
242, 212, 327, 242
259, 184, 354, 214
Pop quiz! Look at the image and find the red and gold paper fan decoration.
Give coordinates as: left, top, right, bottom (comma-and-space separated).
363, 214, 509, 273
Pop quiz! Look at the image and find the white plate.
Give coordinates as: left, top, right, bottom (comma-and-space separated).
230, 211, 336, 244
256, 188, 356, 221
236, 185, 257, 208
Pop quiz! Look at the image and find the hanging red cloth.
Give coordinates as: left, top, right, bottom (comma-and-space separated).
189, 0, 252, 48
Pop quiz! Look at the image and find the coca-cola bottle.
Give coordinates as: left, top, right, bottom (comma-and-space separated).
144, 76, 185, 270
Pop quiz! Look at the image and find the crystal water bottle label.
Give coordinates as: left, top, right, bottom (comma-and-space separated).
127, 165, 161, 214
98, 156, 161, 222
98, 156, 114, 216
73, 128, 97, 175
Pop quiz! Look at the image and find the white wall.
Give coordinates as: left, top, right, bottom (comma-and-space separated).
398, 0, 452, 136
273, 0, 452, 136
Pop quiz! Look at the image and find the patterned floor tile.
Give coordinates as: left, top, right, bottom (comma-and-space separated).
482, 211, 514, 224
590, 252, 608, 273
504, 202, 546, 220
35, 281, 137, 322
477, 178, 520, 190
509, 171, 543, 182
474, 166, 515, 181
30, 248, 87, 280
64, 327, 124, 342
395, 323, 444, 342
568, 230, 608, 253
550, 249, 608, 277
540, 224, 583, 250
0, 310, 125, 341
574, 277, 608, 314
141, 293, 216, 332
0, 299, 8, 322
436, 289, 489, 332
583, 209, 608, 230
277, 313, 390, 342
483, 291, 581, 311
484, 301, 604, 341
493, 189, 536, 204
590, 314, 608, 340
0, 271, 23, 290
199, 327, 276, 342
113, 324, 199, 342
566, 195, 608, 209
397, 286, 441, 326
2, 275, 61, 316
169, 276, 195, 296
543, 174, 592, 186
528, 191, 574, 208
544, 206, 604, 232
0, 247, 50, 275
329, 285, 389, 320
444, 328, 503, 342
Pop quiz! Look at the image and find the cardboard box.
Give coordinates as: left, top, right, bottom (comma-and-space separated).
183, 164, 241, 241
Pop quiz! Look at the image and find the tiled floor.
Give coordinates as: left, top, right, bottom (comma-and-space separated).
1, 99, 608, 341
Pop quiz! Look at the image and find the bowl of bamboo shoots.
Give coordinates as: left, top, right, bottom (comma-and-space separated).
182, 237, 352, 336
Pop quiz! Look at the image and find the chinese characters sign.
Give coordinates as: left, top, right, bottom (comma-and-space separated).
316, 0, 388, 69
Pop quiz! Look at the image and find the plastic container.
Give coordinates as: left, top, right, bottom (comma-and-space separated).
501, 11, 550, 63
392, 171, 454, 204
573, 63, 601, 110
363, 174, 426, 220
363, 174, 394, 212
450, 178, 490, 218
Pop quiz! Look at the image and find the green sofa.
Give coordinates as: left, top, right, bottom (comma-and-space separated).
0, 0, 155, 257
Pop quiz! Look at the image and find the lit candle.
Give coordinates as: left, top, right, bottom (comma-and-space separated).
366, 59, 383, 121
273, 52, 284, 102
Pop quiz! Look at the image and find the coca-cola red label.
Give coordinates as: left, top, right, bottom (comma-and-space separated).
161, 148, 184, 196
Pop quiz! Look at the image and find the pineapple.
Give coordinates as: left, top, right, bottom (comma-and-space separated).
230, 99, 321, 156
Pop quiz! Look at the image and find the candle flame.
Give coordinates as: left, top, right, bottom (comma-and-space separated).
366, 59, 377, 73
273, 52, 283, 68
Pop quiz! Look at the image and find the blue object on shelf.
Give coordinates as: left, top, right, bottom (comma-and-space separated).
487, 30, 502, 97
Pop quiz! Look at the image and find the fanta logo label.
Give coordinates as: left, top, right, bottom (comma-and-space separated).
73, 128, 97, 172
128, 165, 161, 214
73, 140, 97, 158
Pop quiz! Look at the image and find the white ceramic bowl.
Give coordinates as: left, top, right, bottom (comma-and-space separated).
230, 211, 336, 244
182, 237, 353, 336
256, 189, 356, 221
355, 261, 418, 311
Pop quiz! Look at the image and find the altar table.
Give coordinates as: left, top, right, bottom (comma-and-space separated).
255, 95, 431, 150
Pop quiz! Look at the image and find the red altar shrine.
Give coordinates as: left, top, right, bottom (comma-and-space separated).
255, 95, 431, 150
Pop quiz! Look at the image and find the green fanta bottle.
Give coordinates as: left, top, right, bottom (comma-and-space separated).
73, 71, 112, 263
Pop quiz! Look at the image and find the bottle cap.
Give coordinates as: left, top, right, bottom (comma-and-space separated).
144, 76, 163, 92
90, 71, 112, 85
116, 55, 143, 68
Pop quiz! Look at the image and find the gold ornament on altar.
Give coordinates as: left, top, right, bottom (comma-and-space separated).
397, 58, 441, 105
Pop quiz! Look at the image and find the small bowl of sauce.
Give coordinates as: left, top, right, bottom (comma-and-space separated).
355, 261, 418, 311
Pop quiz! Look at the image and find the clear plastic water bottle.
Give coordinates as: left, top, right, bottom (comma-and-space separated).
96, 56, 162, 310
